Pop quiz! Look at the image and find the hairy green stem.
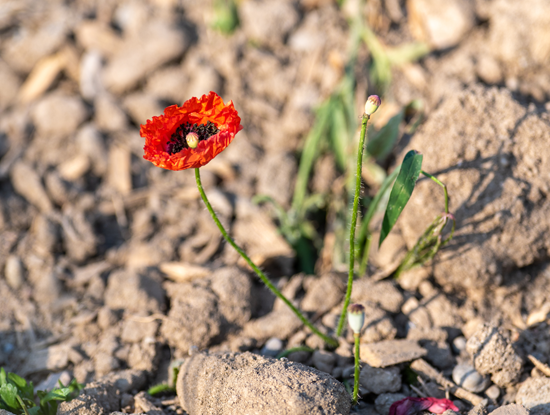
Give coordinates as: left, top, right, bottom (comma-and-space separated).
336, 115, 369, 337
195, 168, 338, 348
352, 333, 361, 405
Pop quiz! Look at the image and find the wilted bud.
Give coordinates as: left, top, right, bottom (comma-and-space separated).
186, 132, 199, 149
347, 303, 365, 334
364, 95, 381, 116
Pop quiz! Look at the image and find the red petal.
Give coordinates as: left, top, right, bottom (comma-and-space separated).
140, 91, 242, 171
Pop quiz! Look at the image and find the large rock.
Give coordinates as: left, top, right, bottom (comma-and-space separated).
398, 86, 550, 292
176, 351, 351, 415
466, 323, 522, 387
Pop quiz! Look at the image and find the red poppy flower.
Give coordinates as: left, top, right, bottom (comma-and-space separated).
389, 397, 459, 415
141, 91, 242, 170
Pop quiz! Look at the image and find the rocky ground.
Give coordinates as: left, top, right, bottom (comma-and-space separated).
1, 0, 550, 414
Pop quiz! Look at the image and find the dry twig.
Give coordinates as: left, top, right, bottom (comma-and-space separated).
528, 354, 550, 377
410, 359, 484, 406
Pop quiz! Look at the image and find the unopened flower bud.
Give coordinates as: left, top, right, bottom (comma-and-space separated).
186, 132, 199, 149
364, 95, 381, 116
347, 303, 365, 334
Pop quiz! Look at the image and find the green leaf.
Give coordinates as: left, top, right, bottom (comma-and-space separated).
8, 373, 33, 400
0, 369, 6, 387
27, 406, 40, 415
291, 101, 330, 212
385, 42, 430, 67
379, 150, 423, 247
0, 383, 19, 409
40, 388, 72, 406
366, 110, 404, 160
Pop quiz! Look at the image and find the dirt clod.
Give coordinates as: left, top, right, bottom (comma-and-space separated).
176, 351, 351, 415
466, 323, 523, 387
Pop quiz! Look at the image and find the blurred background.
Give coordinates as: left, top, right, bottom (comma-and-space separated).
1, 0, 550, 390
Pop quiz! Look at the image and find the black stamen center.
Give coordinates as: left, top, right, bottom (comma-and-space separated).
166, 121, 219, 154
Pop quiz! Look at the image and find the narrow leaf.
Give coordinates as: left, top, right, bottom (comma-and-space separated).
379, 150, 423, 247
366, 110, 404, 160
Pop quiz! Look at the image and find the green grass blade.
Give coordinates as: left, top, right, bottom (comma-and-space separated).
379, 150, 423, 247
366, 110, 404, 160
329, 101, 348, 170
291, 102, 330, 213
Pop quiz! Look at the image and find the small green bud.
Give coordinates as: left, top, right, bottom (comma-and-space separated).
186, 132, 199, 149
347, 303, 365, 334
364, 95, 381, 116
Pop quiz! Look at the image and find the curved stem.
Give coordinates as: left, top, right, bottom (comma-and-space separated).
421, 170, 449, 214
194, 168, 338, 348
336, 115, 369, 337
352, 333, 361, 405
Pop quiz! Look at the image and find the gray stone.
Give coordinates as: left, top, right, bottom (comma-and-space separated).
407, 327, 454, 369
485, 384, 500, 400
489, 404, 530, 415
374, 393, 407, 415
359, 364, 401, 394
176, 352, 351, 415
360, 339, 427, 368
516, 377, 550, 415
261, 337, 283, 357
312, 350, 336, 374
453, 336, 467, 354
466, 323, 523, 387
452, 363, 491, 393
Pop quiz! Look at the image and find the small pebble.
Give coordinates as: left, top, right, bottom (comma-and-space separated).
5, 255, 23, 290
261, 337, 283, 357
312, 350, 336, 374
485, 384, 500, 400
452, 363, 490, 393
452, 336, 467, 354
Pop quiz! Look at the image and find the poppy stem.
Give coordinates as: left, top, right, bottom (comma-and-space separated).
336, 114, 370, 337
352, 332, 361, 405
194, 168, 339, 348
